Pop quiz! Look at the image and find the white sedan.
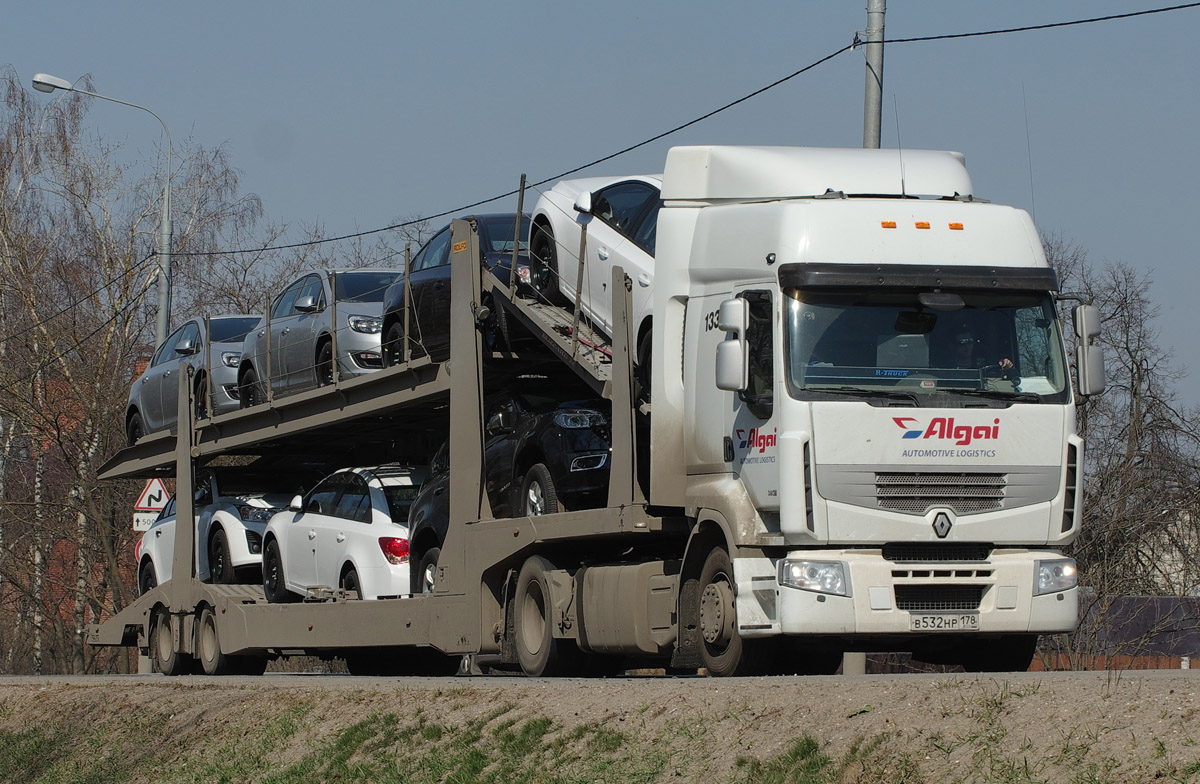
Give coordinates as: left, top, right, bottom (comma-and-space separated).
261, 465, 425, 602
529, 174, 661, 366
134, 468, 298, 594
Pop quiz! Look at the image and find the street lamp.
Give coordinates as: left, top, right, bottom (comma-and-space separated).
33, 73, 174, 346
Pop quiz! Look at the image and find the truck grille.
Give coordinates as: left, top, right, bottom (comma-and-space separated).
895, 585, 985, 612
882, 543, 993, 563
875, 472, 1005, 515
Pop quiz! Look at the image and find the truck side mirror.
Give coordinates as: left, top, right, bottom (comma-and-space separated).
715, 298, 749, 391
1072, 304, 1105, 396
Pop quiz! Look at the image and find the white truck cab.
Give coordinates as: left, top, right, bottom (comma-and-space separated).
652, 146, 1103, 672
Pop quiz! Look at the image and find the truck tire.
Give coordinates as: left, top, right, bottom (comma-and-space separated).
209, 528, 235, 585
514, 555, 570, 676
262, 538, 300, 603
150, 607, 193, 676
697, 546, 748, 676
520, 464, 559, 516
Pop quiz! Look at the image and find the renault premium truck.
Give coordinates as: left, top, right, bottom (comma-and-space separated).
90, 145, 1101, 678
649, 145, 1103, 674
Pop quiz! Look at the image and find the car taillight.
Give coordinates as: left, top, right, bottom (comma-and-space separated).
378, 537, 410, 565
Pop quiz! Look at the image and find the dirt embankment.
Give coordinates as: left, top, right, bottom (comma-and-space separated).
0, 671, 1197, 783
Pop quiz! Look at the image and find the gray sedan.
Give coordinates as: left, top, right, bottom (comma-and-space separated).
237, 268, 401, 406
126, 315, 262, 445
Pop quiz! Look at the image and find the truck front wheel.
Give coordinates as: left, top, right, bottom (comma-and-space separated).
697, 547, 748, 676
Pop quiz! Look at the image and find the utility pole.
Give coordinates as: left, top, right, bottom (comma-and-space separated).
862, 0, 886, 149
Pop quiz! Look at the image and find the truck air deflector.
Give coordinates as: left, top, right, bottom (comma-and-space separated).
778, 263, 1058, 292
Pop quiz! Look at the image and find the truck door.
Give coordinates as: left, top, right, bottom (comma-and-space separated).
727, 290, 780, 512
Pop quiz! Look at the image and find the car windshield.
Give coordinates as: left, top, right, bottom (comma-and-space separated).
480, 216, 530, 253
335, 271, 402, 303
783, 288, 1070, 404
382, 485, 421, 521
210, 317, 261, 344
212, 470, 308, 498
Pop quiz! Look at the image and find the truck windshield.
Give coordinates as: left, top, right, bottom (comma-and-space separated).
783, 288, 1069, 404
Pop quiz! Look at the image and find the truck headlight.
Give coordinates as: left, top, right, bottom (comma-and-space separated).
779, 559, 849, 596
1035, 558, 1077, 595
348, 314, 382, 334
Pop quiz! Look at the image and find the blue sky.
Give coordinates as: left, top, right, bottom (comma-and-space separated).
8, 1, 1199, 401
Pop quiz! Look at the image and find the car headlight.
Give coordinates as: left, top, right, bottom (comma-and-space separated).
1035, 558, 1077, 595
554, 410, 607, 429
779, 559, 850, 596
221, 351, 240, 368
348, 314, 382, 334
237, 505, 277, 524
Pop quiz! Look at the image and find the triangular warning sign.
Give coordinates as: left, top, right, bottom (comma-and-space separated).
134, 478, 170, 512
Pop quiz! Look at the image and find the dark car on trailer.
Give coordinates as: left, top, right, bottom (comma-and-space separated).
406, 376, 611, 593
380, 213, 529, 365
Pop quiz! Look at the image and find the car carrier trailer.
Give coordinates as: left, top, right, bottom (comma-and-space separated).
90, 146, 1104, 676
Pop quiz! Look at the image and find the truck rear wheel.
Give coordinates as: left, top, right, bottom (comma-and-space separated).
514, 555, 572, 676
697, 546, 748, 676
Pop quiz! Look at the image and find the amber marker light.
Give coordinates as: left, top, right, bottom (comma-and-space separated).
915, 221, 931, 229
881, 220, 897, 229
949, 222, 964, 231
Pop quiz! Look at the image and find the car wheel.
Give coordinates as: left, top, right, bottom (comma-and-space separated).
520, 463, 559, 516
137, 560, 157, 597
384, 322, 406, 367
209, 528, 235, 585
262, 538, 299, 603
316, 341, 334, 386
193, 372, 209, 421
150, 606, 193, 676
341, 567, 362, 600
126, 411, 145, 447
415, 546, 440, 595
530, 224, 565, 305
514, 555, 576, 676
239, 368, 263, 409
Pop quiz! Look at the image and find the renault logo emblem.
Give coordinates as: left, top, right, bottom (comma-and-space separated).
933, 512, 953, 539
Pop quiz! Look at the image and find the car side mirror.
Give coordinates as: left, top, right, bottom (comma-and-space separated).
174, 336, 199, 356
573, 191, 593, 215
294, 295, 320, 313
290, 494, 303, 512
486, 411, 512, 436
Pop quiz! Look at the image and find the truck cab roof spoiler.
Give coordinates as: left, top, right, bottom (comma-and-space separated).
778, 263, 1058, 292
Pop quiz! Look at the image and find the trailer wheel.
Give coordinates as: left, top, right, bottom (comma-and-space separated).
697, 546, 747, 676
514, 555, 569, 676
962, 635, 1038, 673
262, 539, 300, 603
198, 607, 231, 675
150, 607, 192, 676
520, 464, 559, 516
209, 528, 235, 585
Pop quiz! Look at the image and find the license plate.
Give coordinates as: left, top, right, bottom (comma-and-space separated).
910, 613, 980, 631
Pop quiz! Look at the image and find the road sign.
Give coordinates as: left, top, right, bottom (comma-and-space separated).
133, 511, 159, 532
134, 479, 170, 512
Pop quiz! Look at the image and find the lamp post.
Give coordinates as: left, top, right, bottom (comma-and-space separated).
33, 73, 173, 346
